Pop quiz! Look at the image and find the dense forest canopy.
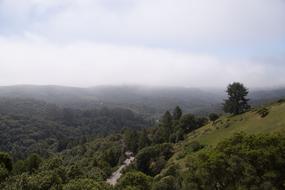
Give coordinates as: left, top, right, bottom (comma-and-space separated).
0, 98, 148, 159
0, 84, 284, 189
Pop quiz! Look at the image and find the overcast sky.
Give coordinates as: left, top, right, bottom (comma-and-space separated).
0, 0, 284, 88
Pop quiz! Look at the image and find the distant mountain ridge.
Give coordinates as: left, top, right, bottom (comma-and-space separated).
0, 85, 284, 117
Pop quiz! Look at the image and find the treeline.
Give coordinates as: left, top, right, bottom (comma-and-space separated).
123, 106, 209, 153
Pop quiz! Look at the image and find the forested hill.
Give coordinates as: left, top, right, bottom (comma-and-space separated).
153, 99, 285, 189
0, 85, 285, 118
0, 98, 148, 159
0, 85, 285, 189
1, 98, 285, 189
0, 85, 223, 116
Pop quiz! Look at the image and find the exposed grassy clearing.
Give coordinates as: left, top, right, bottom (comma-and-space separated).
169, 101, 285, 167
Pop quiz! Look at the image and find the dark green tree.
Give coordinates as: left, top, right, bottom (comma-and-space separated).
116, 171, 153, 190
0, 165, 9, 182
26, 154, 42, 174
138, 129, 150, 150
101, 146, 122, 167
0, 153, 11, 183
0, 152, 12, 172
178, 114, 197, 133
67, 165, 83, 180
124, 129, 139, 153
209, 113, 219, 122
161, 111, 172, 128
172, 106, 182, 120
223, 82, 250, 115
12, 160, 26, 175
160, 111, 173, 142
152, 176, 178, 190
135, 144, 173, 176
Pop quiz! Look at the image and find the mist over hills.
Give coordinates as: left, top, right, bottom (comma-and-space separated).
0, 85, 284, 117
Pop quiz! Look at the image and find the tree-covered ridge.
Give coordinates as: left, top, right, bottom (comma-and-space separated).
1, 85, 284, 117
0, 99, 211, 189
0, 84, 285, 189
0, 98, 148, 159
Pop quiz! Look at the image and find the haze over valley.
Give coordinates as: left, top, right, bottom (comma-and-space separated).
0, 0, 285, 190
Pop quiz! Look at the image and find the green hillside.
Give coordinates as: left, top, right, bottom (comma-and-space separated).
189, 100, 285, 145
170, 99, 285, 166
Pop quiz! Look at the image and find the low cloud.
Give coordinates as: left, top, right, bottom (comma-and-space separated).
0, 37, 283, 88
0, 0, 284, 88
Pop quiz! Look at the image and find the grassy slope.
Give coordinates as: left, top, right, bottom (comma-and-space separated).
169, 100, 285, 167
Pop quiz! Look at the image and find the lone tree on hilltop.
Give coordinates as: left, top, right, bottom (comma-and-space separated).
223, 82, 250, 115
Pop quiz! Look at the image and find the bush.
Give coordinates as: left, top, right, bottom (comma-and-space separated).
116, 171, 153, 190
256, 108, 269, 118
63, 178, 111, 190
209, 113, 219, 122
0, 165, 9, 182
186, 141, 204, 153
0, 152, 12, 172
178, 114, 206, 133
152, 176, 178, 190
135, 144, 173, 176
26, 154, 42, 174
182, 133, 285, 190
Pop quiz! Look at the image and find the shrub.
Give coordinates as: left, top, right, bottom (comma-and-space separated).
257, 108, 269, 118
0, 152, 12, 172
63, 178, 111, 190
152, 176, 178, 190
135, 144, 173, 176
209, 113, 219, 122
182, 133, 285, 189
186, 141, 204, 153
116, 171, 153, 190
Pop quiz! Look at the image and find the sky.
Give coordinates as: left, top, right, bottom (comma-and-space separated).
0, 0, 284, 88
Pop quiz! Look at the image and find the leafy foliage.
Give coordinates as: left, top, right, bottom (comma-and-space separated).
135, 144, 173, 176
63, 178, 111, 190
116, 171, 153, 190
182, 133, 285, 189
0, 152, 12, 172
257, 107, 270, 118
223, 82, 250, 115
0, 98, 148, 159
172, 106, 182, 121
209, 113, 219, 122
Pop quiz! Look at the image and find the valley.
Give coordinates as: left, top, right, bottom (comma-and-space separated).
0, 85, 284, 189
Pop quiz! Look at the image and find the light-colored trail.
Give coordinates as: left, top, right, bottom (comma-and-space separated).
106, 152, 135, 186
